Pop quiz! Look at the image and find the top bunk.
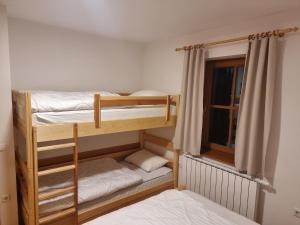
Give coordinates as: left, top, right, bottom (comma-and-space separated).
12, 90, 179, 142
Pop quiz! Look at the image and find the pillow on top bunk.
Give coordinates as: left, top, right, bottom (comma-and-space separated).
125, 149, 168, 172
30, 91, 120, 113
130, 90, 167, 96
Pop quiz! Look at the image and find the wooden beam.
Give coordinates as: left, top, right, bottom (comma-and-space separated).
39, 207, 76, 224
37, 143, 75, 152
38, 142, 140, 168
143, 133, 174, 151
36, 116, 177, 142
94, 94, 100, 128
39, 186, 75, 201
38, 165, 75, 176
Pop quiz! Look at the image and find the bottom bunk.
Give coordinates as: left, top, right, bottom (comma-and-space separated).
38, 157, 173, 220
16, 132, 179, 225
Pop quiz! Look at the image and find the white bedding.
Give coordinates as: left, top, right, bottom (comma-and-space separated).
30, 91, 120, 113
39, 158, 172, 216
32, 105, 177, 125
85, 190, 259, 225
39, 158, 142, 215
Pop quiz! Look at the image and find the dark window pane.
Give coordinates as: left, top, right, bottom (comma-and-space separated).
234, 66, 244, 105
208, 108, 229, 145
230, 110, 239, 148
211, 67, 233, 106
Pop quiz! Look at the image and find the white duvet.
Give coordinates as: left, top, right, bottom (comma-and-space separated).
85, 190, 239, 225
30, 91, 119, 113
39, 158, 142, 215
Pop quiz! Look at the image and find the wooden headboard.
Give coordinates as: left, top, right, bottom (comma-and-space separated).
139, 131, 179, 187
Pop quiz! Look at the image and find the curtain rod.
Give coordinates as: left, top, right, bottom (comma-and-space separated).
175, 26, 299, 52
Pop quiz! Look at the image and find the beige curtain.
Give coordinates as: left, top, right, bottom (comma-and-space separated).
174, 48, 206, 155
235, 36, 278, 177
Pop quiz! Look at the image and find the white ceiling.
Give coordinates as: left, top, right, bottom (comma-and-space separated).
1, 0, 300, 42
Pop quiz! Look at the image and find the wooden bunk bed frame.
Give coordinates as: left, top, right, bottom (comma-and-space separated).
12, 91, 180, 225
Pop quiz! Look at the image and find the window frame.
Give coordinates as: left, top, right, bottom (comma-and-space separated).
201, 57, 245, 163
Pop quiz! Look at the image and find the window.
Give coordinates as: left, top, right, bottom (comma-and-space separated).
201, 58, 245, 165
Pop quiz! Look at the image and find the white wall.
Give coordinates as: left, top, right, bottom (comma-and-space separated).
8, 18, 144, 92
8, 18, 146, 156
0, 5, 18, 225
142, 9, 300, 225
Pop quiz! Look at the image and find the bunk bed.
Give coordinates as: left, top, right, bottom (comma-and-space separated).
12, 90, 180, 225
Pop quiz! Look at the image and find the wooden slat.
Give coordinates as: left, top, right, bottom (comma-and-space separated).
207, 142, 234, 154
36, 116, 177, 142
38, 143, 140, 168
38, 186, 75, 201
165, 95, 171, 122
143, 133, 174, 150
73, 123, 79, 224
39, 207, 76, 224
38, 165, 75, 176
37, 143, 75, 152
94, 94, 100, 128
210, 104, 238, 110
99, 96, 169, 107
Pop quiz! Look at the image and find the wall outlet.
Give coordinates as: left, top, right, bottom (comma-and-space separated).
1, 194, 10, 203
294, 207, 300, 218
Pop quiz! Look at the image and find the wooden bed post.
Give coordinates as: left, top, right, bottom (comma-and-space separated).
139, 130, 145, 149
165, 95, 171, 122
24, 92, 38, 225
94, 94, 101, 128
173, 150, 180, 188
32, 127, 39, 225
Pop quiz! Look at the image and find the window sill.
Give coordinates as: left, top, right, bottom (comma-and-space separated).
200, 149, 234, 167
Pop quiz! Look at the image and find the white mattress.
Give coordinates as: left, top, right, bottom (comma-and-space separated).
85, 190, 259, 225
39, 158, 172, 216
30, 90, 120, 113
183, 190, 259, 225
32, 105, 177, 125
80, 171, 173, 212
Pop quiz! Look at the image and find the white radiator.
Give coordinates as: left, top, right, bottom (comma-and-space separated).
182, 154, 260, 220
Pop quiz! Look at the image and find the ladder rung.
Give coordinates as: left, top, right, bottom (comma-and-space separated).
39, 207, 76, 224
39, 186, 75, 201
38, 165, 75, 176
37, 143, 75, 152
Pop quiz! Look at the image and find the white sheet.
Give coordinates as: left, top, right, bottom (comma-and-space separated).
183, 191, 259, 225
85, 189, 254, 225
79, 171, 173, 212
32, 105, 177, 125
39, 158, 142, 215
30, 90, 120, 113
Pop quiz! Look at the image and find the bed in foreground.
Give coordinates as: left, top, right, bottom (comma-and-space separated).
85, 189, 259, 225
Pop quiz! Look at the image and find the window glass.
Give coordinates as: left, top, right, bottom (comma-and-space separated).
211, 67, 234, 106
234, 66, 244, 105
208, 108, 229, 145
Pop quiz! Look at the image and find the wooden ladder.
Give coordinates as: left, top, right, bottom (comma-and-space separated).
32, 124, 79, 225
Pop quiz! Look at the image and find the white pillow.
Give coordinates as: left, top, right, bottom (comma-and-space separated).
125, 149, 168, 172
130, 90, 167, 96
